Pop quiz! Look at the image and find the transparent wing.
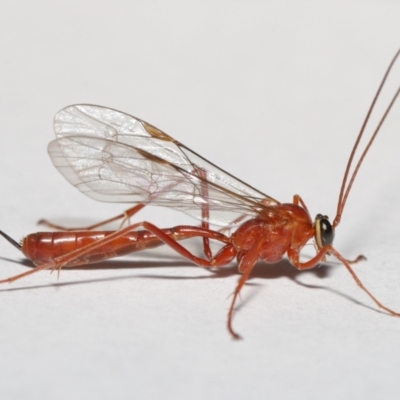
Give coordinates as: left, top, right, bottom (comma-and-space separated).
48, 104, 280, 227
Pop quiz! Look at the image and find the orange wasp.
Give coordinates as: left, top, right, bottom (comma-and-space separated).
2, 50, 400, 339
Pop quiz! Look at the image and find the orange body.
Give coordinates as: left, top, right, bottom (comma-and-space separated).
232, 203, 314, 267
21, 226, 231, 267
3, 50, 400, 340
22, 230, 164, 267
21, 203, 315, 274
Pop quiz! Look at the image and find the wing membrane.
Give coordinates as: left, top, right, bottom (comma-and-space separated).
49, 104, 279, 227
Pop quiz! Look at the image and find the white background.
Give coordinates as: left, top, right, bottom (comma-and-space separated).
1, 1, 400, 399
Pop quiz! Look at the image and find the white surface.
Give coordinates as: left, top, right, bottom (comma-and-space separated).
1, 1, 400, 399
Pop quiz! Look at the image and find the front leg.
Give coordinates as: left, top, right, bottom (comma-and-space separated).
287, 246, 330, 270
288, 245, 400, 317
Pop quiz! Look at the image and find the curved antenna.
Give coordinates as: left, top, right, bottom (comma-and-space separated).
333, 49, 400, 228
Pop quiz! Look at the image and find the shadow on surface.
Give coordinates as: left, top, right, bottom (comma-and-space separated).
0, 254, 385, 315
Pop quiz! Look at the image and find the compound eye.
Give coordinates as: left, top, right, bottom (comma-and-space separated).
315, 214, 334, 249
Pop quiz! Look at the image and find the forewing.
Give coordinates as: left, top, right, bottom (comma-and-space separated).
49, 104, 280, 227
